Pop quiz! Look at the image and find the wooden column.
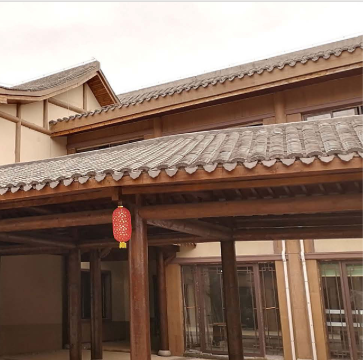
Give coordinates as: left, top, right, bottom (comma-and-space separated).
220, 241, 244, 360
157, 248, 171, 356
43, 99, 49, 130
286, 240, 312, 359
68, 249, 82, 360
273, 91, 287, 123
15, 104, 21, 163
90, 250, 103, 360
83, 83, 88, 111
129, 195, 151, 360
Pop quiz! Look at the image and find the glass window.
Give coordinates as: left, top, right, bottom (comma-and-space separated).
320, 262, 363, 359
182, 263, 283, 356
304, 106, 362, 121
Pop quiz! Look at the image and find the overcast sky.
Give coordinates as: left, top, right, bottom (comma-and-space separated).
0, 2, 362, 95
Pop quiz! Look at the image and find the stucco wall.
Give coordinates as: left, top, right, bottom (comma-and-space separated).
21, 102, 44, 127
314, 238, 363, 252
20, 127, 67, 162
0, 255, 63, 355
48, 103, 78, 123
53, 85, 84, 108
177, 241, 274, 258
0, 118, 16, 165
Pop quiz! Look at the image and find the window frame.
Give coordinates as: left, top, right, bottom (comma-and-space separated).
303, 105, 363, 122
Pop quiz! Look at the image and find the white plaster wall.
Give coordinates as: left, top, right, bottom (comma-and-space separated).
21, 102, 43, 127
53, 85, 83, 108
0, 118, 16, 165
176, 241, 274, 258
85, 84, 101, 110
314, 238, 363, 252
0, 104, 17, 116
20, 127, 67, 162
48, 103, 78, 123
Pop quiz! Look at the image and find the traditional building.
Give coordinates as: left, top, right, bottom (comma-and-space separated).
0, 36, 362, 360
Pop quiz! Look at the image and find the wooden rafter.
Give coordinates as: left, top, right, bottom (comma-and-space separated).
148, 219, 232, 240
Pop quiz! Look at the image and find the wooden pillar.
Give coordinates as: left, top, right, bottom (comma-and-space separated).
153, 118, 162, 138
15, 104, 21, 163
166, 264, 185, 356
90, 250, 103, 360
43, 99, 49, 130
273, 91, 287, 123
157, 248, 171, 356
129, 195, 151, 360
220, 241, 244, 360
83, 83, 88, 111
286, 240, 312, 359
68, 249, 82, 360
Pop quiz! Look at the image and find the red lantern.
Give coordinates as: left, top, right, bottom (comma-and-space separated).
112, 206, 132, 249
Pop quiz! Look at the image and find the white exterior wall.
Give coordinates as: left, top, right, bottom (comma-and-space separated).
0, 83, 100, 165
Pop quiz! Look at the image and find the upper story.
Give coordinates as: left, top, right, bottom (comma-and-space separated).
0, 61, 119, 165
1, 35, 362, 161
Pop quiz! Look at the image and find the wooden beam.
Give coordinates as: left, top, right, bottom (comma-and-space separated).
0, 245, 68, 255
0, 209, 113, 233
0, 233, 76, 249
221, 241, 244, 359
0, 189, 112, 210
157, 249, 171, 356
147, 219, 232, 240
43, 99, 49, 130
48, 98, 86, 114
129, 195, 151, 360
122, 172, 363, 195
138, 194, 362, 220
0, 109, 51, 135
147, 225, 362, 245
83, 84, 88, 111
68, 249, 82, 360
90, 250, 103, 360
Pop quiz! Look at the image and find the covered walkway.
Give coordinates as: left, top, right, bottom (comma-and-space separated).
0, 116, 361, 360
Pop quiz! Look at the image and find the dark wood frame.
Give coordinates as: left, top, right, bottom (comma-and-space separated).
181, 261, 277, 358
319, 260, 362, 360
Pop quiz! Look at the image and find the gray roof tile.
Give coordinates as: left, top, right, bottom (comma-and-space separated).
0, 61, 99, 92
0, 115, 362, 196
49, 36, 363, 126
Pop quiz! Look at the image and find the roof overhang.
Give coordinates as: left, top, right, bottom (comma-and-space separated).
49, 37, 363, 136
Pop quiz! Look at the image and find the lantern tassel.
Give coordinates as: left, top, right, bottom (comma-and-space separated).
119, 242, 127, 249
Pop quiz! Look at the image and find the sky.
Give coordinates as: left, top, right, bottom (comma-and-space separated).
0, 2, 362, 95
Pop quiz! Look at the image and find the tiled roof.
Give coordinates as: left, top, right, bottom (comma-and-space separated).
0, 61, 100, 92
1, 116, 362, 196
49, 36, 363, 125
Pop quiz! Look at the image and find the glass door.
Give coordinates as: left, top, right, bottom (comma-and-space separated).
320, 262, 363, 360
